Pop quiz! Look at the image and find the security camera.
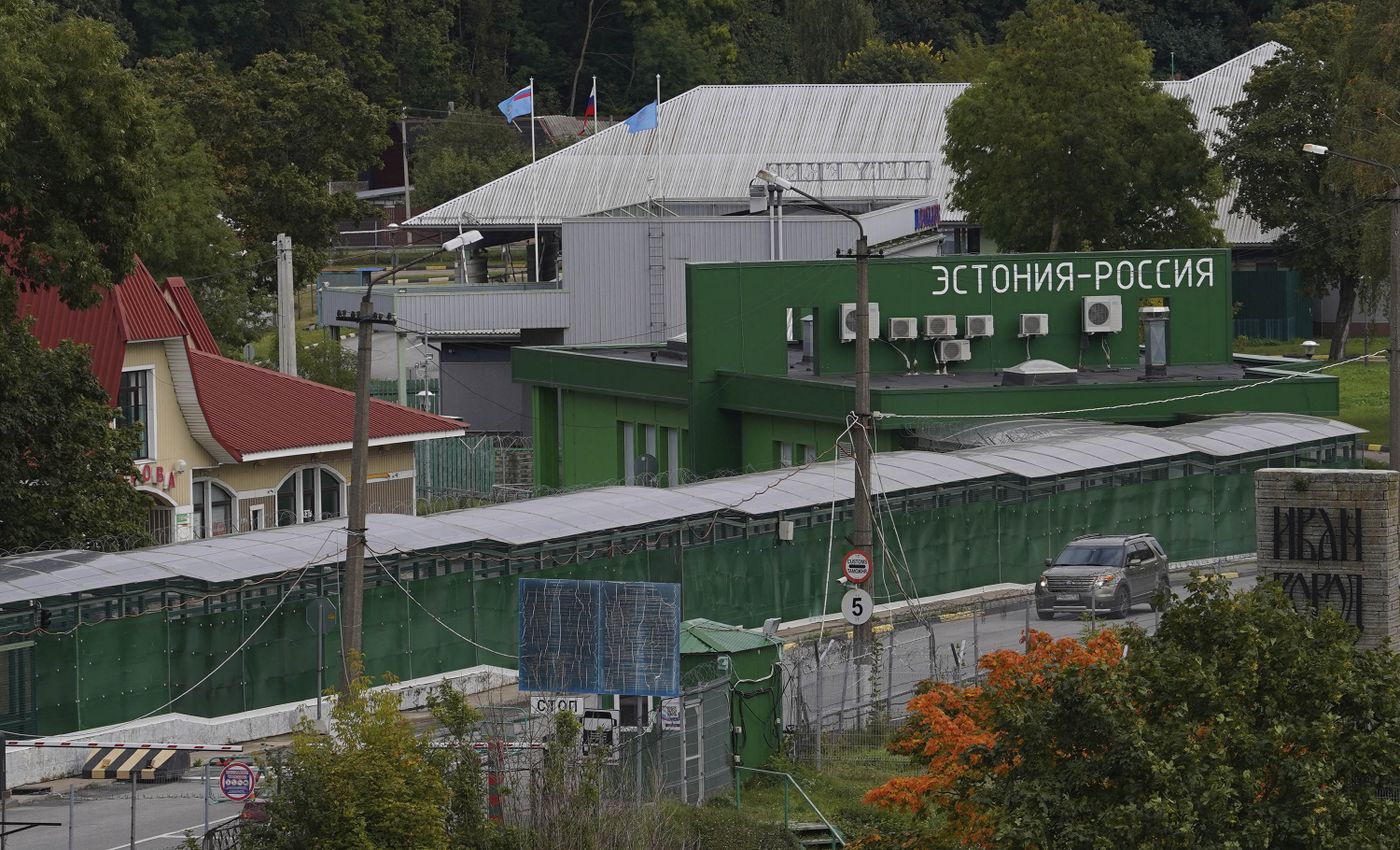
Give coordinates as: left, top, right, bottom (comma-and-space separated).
836, 575, 850, 586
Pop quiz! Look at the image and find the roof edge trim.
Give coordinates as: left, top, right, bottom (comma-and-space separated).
239, 429, 467, 462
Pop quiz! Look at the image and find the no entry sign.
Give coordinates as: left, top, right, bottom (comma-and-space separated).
842, 550, 871, 584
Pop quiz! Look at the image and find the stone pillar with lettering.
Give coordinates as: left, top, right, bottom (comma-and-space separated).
1255, 469, 1400, 651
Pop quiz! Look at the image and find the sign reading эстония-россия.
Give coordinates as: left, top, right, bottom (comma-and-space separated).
930, 254, 1217, 297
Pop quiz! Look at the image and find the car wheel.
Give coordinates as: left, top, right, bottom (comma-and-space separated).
1036, 610, 1056, 621
1111, 586, 1130, 619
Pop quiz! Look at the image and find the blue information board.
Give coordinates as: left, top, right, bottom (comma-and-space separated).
518, 579, 681, 697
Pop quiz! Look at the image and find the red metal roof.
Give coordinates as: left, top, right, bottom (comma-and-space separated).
187, 350, 466, 461
163, 277, 220, 354
15, 286, 128, 402
111, 260, 188, 343
16, 257, 190, 402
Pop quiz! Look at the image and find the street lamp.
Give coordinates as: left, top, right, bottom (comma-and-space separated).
756, 169, 876, 662
1303, 143, 1400, 469
338, 229, 483, 687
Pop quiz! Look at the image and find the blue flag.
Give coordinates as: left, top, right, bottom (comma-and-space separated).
498, 84, 534, 122
624, 101, 658, 134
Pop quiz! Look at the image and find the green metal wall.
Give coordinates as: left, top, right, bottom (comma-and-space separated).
27, 459, 1281, 734
1233, 270, 1312, 340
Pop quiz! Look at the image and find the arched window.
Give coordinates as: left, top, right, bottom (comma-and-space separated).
275, 467, 345, 527
191, 479, 237, 538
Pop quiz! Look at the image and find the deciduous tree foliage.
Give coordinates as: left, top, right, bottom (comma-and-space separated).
245, 659, 452, 850
139, 51, 389, 290
0, 321, 150, 551
942, 0, 1223, 253
865, 577, 1400, 849
833, 40, 943, 83
1219, 0, 1399, 361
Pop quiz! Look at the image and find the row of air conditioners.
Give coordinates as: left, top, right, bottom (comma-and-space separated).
838, 296, 1124, 344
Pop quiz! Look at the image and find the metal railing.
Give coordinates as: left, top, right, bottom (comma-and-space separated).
734, 767, 846, 847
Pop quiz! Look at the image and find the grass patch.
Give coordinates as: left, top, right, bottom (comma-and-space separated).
734, 751, 927, 844
1235, 337, 1390, 447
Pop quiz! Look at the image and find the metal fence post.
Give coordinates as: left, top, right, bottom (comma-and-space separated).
885, 634, 894, 715
203, 760, 210, 837
813, 641, 823, 772
972, 604, 980, 678
927, 622, 936, 681
67, 790, 74, 850
129, 772, 136, 850
1024, 598, 1032, 652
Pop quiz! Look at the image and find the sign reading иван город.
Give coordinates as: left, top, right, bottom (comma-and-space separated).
1254, 469, 1400, 651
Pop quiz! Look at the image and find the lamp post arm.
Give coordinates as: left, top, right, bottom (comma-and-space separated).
1320, 148, 1400, 185
365, 246, 452, 300
778, 183, 867, 245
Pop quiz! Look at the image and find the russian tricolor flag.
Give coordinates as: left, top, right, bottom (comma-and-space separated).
579, 81, 597, 136
498, 84, 533, 123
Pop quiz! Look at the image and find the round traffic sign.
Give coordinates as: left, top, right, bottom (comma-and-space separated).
841, 588, 874, 626
219, 761, 257, 801
841, 550, 872, 584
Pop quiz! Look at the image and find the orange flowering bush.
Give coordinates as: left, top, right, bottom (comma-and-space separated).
863, 629, 1123, 846
859, 576, 1400, 850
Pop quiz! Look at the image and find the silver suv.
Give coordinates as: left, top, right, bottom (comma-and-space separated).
1035, 533, 1170, 620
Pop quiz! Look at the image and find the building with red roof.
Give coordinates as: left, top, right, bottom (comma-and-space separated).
16, 258, 465, 544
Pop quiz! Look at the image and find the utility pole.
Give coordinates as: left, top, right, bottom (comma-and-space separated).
1302, 144, 1400, 471
755, 168, 875, 663
276, 234, 296, 377
851, 232, 874, 659
338, 230, 482, 687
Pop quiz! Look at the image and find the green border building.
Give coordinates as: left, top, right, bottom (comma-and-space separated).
516, 248, 1340, 490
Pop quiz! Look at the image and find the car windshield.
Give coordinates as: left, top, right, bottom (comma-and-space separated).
1054, 545, 1124, 567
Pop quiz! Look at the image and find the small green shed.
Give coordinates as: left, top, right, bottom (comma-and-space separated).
680, 618, 784, 768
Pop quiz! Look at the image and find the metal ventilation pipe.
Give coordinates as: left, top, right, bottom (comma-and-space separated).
1139, 305, 1170, 378
801, 314, 814, 361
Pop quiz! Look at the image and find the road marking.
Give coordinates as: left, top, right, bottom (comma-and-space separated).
99, 814, 238, 850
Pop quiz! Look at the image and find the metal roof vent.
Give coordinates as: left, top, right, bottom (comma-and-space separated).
1001, 359, 1079, 386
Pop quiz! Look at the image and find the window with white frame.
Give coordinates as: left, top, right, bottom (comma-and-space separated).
275, 467, 344, 526
191, 479, 237, 538
118, 368, 153, 459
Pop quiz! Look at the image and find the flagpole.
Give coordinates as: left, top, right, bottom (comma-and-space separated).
530, 76, 540, 281
654, 74, 663, 214
593, 75, 601, 213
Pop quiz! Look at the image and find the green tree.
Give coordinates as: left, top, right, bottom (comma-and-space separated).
0, 1, 158, 307
0, 319, 149, 551
1216, 2, 1397, 360
943, 0, 1223, 252
833, 40, 942, 83
246, 656, 450, 849
787, 0, 877, 82
139, 51, 389, 295
622, 0, 740, 96
867, 575, 1400, 848
412, 110, 554, 211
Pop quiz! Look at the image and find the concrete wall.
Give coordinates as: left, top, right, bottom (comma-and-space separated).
5, 665, 516, 787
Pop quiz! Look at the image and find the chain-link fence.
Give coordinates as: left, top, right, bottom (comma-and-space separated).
782, 589, 1178, 772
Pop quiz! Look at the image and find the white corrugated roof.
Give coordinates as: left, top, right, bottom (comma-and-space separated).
0, 411, 1358, 605
409, 43, 1283, 246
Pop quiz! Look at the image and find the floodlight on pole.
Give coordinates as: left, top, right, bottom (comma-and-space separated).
755, 168, 876, 670
340, 229, 484, 687
1302, 141, 1400, 471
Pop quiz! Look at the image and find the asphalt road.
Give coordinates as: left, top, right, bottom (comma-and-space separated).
2, 768, 240, 850
790, 567, 1257, 726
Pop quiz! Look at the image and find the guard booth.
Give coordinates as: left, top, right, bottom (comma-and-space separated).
680, 619, 783, 769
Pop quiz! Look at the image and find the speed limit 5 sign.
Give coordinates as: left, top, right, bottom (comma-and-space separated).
841, 550, 871, 584
841, 588, 874, 626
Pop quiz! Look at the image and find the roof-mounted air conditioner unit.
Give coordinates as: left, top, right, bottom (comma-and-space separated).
939, 339, 972, 362
923, 315, 957, 339
1082, 296, 1122, 333
888, 317, 918, 340
840, 302, 880, 342
965, 315, 994, 338
1019, 313, 1049, 337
